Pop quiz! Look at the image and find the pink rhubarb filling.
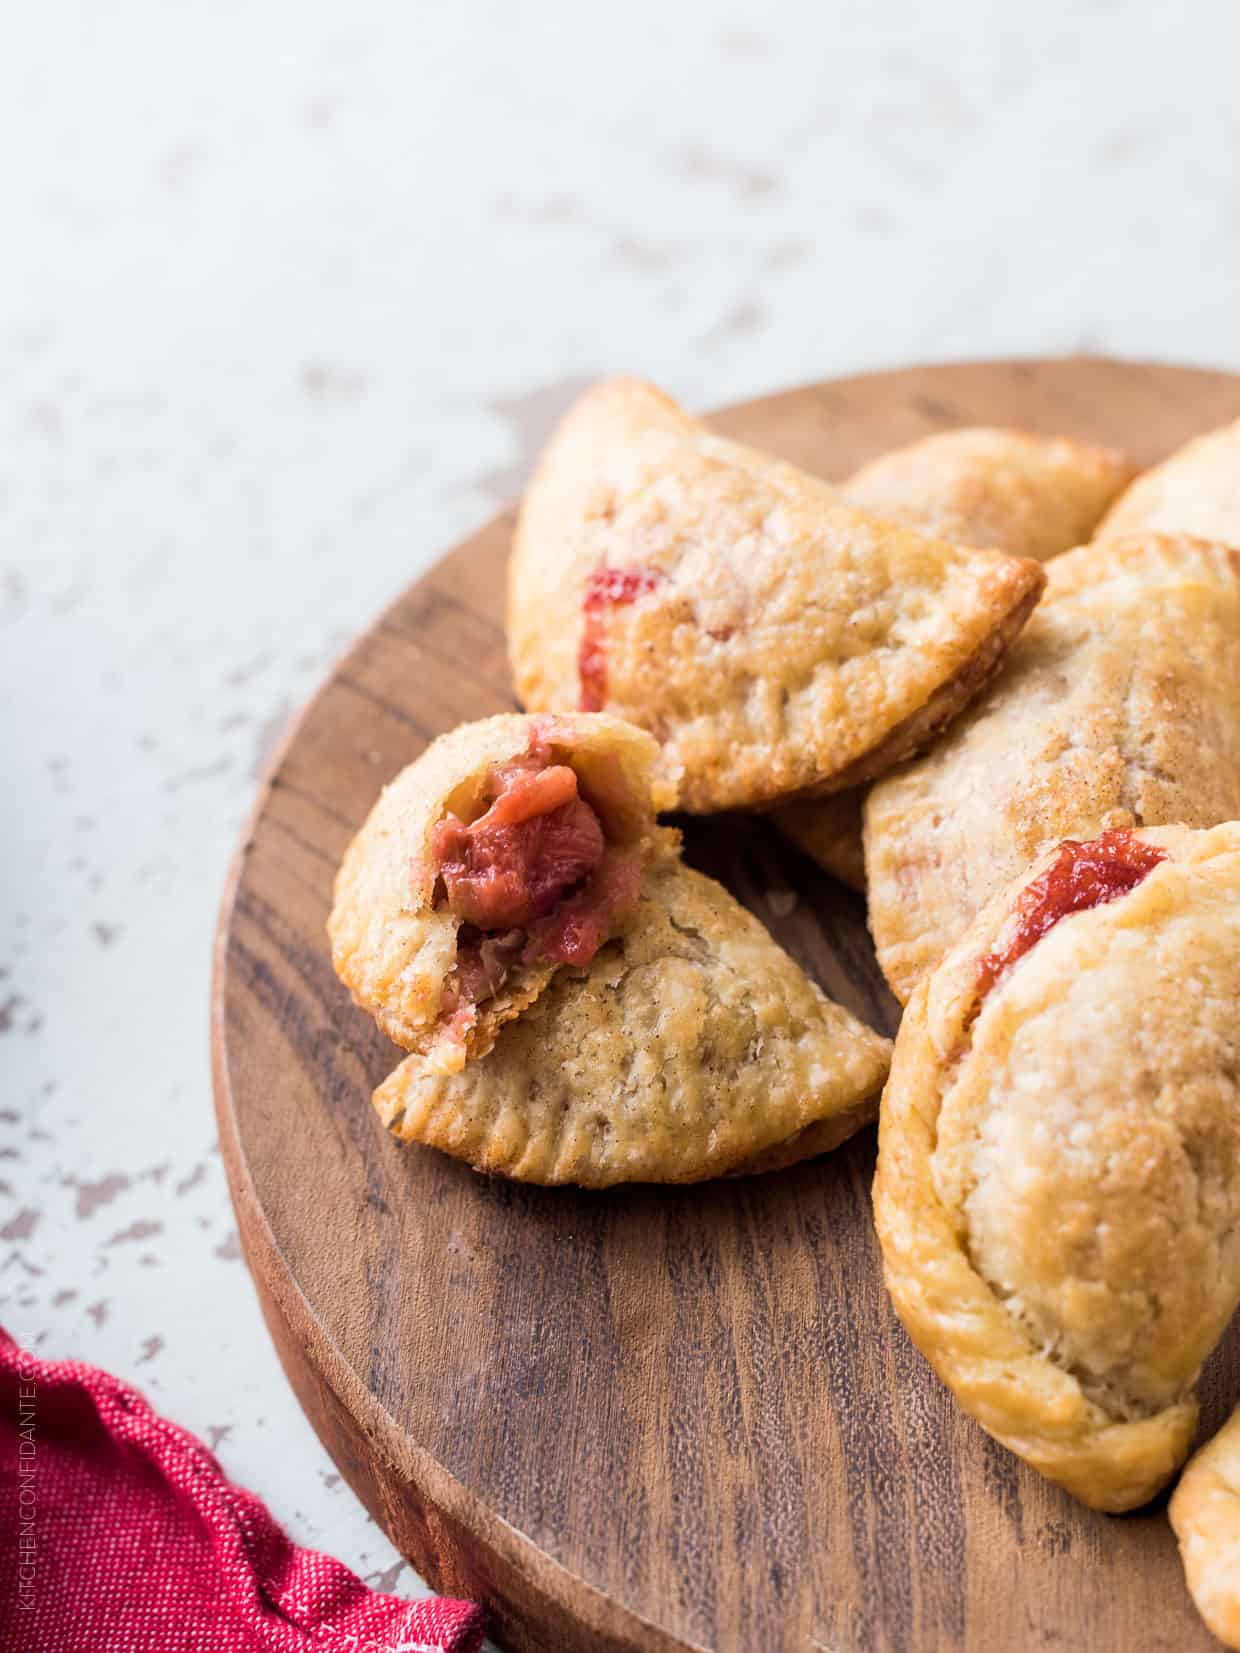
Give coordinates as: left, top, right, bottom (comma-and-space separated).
430, 737, 640, 1039
975, 828, 1167, 1001
577, 564, 663, 712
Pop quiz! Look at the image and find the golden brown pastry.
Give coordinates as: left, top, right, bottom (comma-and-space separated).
866, 534, 1240, 1003
845, 425, 1134, 561
1171, 1405, 1240, 1649
373, 857, 891, 1185
328, 711, 675, 1073
1097, 416, 1240, 545
875, 822, 1240, 1511
508, 379, 1046, 812
772, 426, 1130, 887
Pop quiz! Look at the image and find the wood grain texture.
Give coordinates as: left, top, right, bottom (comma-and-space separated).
212, 359, 1240, 1653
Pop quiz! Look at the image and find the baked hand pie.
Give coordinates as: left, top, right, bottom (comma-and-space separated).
508, 379, 1046, 812
845, 425, 1134, 561
874, 822, 1240, 1511
866, 533, 1240, 1003
1096, 415, 1240, 545
373, 857, 891, 1185
773, 425, 1131, 889
1171, 1404, 1240, 1650
329, 711, 675, 1073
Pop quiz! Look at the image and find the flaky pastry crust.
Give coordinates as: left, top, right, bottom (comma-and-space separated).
866, 534, 1240, 1003
1096, 416, 1240, 546
875, 823, 1240, 1511
846, 425, 1134, 562
328, 711, 674, 1072
773, 425, 1129, 886
1171, 1404, 1240, 1650
508, 379, 1045, 812
373, 860, 891, 1186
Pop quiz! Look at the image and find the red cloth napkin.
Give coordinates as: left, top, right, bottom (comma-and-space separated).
0, 1328, 485, 1653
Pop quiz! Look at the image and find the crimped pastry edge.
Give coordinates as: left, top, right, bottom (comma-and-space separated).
871, 827, 1240, 1511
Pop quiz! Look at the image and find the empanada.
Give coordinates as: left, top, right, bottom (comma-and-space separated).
329, 712, 675, 1073
875, 822, 1240, 1511
373, 858, 892, 1186
508, 379, 1046, 812
845, 425, 1134, 561
1171, 1404, 1240, 1650
1097, 415, 1240, 546
866, 534, 1240, 1003
774, 426, 1130, 889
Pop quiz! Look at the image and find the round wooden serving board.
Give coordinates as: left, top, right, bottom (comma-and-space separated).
213, 359, 1240, 1653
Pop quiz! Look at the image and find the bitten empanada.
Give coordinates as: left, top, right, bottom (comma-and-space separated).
508, 379, 1045, 812
774, 426, 1131, 888
373, 858, 891, 1186
1171, 1404, 1240, 1650
875, 823, 1240, 1511
845, 425, 1134, 561
866, 534, 1240, 1003
1097, 416, 1240, 546
329, 712, 675, 1073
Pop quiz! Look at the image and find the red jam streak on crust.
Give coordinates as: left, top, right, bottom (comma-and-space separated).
431, 732, 641, 1037
577, 564, 663, 712
975, 829, 1166, 1001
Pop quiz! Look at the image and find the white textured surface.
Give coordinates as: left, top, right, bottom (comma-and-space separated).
5, 0, 1240, 1629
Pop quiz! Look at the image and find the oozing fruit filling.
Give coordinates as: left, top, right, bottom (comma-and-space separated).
975, 829, 1166, 1001
431, 735, 641, 1038
577, 564, 663, 712
433, 763, 603, 930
